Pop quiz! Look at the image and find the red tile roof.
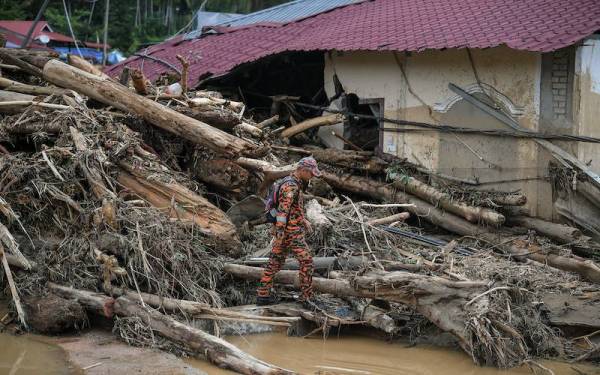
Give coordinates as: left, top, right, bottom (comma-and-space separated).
105, 0, 600, 87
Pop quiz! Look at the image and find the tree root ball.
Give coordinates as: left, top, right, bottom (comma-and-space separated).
23, 293, 87, 334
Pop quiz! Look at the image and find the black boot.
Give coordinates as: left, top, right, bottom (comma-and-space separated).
256, 295, 276, 306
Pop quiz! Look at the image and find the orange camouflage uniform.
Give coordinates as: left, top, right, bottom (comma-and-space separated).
257, 173, 314, 300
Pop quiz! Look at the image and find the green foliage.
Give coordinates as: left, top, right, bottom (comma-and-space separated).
0, 0, 288, 54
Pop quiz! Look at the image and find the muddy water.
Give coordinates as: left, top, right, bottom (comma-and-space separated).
0, 333, 74, 375
189, 333, 599, 375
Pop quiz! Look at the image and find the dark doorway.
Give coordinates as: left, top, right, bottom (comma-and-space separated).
343, 94, 383, 151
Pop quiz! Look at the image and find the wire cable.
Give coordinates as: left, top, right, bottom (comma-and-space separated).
63, 0, 84, 58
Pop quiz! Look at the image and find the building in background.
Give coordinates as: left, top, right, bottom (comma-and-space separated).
106, 0, 600, 223
0, 20, 113, 64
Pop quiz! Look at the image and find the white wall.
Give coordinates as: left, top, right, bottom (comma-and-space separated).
323, 47, 550, 216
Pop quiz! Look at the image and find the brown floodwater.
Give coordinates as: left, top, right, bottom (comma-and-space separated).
188, 333, 600, 375
0, 333, 74, 375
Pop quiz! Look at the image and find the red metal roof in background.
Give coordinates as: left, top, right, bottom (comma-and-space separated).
0, 20, 51, 36
105, 0, 600, 87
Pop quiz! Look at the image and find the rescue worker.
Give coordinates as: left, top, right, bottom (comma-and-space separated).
256, 157, 320, 307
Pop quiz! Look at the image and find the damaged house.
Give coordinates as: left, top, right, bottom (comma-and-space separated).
107, 0, 600, 225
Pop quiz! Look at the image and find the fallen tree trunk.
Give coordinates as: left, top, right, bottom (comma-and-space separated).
244, 256, 421, 273
555, 194, 600, 238
117, 166, 241, 255
111, 288, 298, 326
43, 60, 256, 157
310, 148, 388, 174
0, 77, 67, 96
223, 264, 524, 365
48, 284, 293, 375
577, 181, 600, 210
280, 114, 344, 138
322, 171, 600, 283
67, 54, 110, 79
506, 216, 583, 244
392, 175, 505, 226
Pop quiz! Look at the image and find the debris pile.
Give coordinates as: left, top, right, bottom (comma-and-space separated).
0, 48, 599, 373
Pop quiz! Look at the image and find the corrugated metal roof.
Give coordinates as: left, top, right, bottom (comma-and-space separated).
106, 0, 600, 88
219, 0, 363, 27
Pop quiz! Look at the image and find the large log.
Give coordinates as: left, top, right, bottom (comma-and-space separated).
310, 148, 388, 174
0, 76, 67, 96
43, 60, 256, 157
223, 264, 517, 365
577, 181, 600, 210
506, 216, 584, 244
48, 284, 293, 375
392, 175, 505, 226
322, 171, 600, 283
67, 54, 110, 79
280, 114, 344, 138
117, 165, 241, 255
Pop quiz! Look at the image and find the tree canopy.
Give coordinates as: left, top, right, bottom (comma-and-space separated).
0, 0, 287, 54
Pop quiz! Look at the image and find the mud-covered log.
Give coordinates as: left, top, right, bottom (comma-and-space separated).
224, 264, 489, 359
117, 166, 241, 255
281, 114, 344, 138
392, 175, 505, 225
191, 158, 249, 192
507, 216, 583, 244
0, 77, 67, 96
48, 284, 293, 375
43, 60, 256, 157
